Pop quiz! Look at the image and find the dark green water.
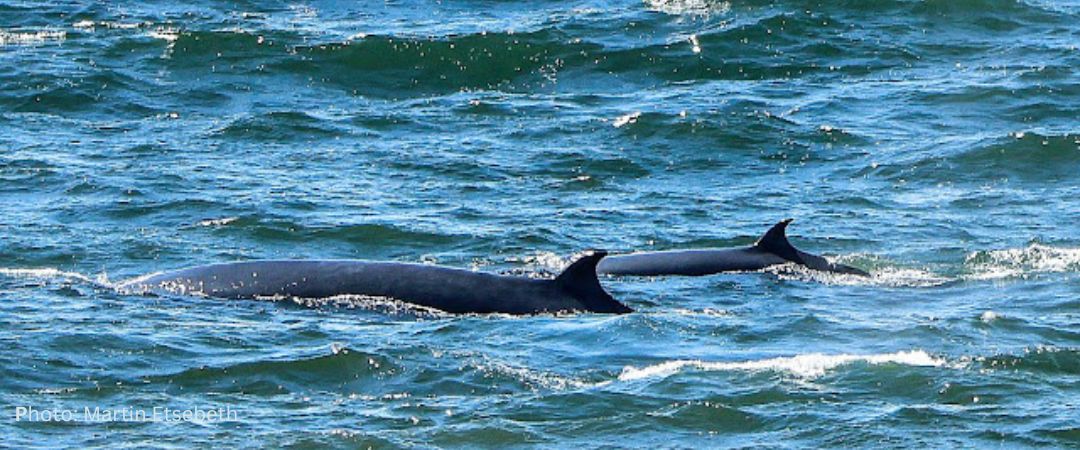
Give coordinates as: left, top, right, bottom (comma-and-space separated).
2, 0, 1079, 447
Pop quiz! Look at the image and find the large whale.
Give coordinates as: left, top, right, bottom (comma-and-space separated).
118, 251, 631, 315
597, 219, 869, 277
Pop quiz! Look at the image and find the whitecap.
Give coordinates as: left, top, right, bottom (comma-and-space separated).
147, 27, 180, 43
196, 217, 239, 227
618, 350, 944, 381
504, 251, 568, 274
669, 307, 733, 318
101, 22, 145, 30
0, 29, 65, 46
473, 360, 597, 390
286, 294, 450, 318
765, 260, 950, 287
964, 244, 1080, 280
0, 267, 96, 284
612, 111, 641, 128
645, 0, 730, 16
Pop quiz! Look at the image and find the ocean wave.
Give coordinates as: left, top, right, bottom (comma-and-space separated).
223, 219, 462, 247
0, 157, 60, 189
951, 133, 1080, 181
156, 29, 291, 72
470, 359, 598, 391
8, 70, 162, 116
96, 198, 226, 220
210, 111, 353, 142
617, 350, 945, 381
160, 345, 398, 393
277, 30, 582, 96
877, 133, 1080, 184
909, 0, 1062, 18
148, 17, 910, 100
37, 8, 961, 106
966, 346, 1080, 375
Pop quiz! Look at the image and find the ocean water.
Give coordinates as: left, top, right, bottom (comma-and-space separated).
2, 0, 1079, 447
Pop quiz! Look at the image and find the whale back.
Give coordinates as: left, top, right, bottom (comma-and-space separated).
122, 252, 632, 315
598, 219, 869, 277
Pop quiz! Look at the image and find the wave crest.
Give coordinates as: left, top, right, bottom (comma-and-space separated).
765, 260, 950, 287
618, 350, 945, 381
644, 0, 731, 16
0, 29, 65, 46
0, 267, 104, 285
965, 244, 1080, 280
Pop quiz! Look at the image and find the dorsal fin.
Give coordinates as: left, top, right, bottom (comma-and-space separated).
556, 250, 632, 313
754, 218, 805, 264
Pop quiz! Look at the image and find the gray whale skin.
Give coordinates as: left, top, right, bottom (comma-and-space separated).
121, 251, 631, 315
597, 219, 869, 277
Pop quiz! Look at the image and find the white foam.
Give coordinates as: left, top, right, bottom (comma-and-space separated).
0, 30, 65, 46
965, 244, 1080, 280
504, 251, 570, 276
766, 261, 949, 288
0, 267, 95, 284
764, 245, 1080, 286
645, 0, 731, 16
71, 21, 146, 31
475, 361, 595, 390
618, 350, 944, 381
196, 216, 239, 227
669, 307, 733, 318
147, 27, 180, 42
102, 22, 145, 30
288, 294, 450, 318
688, 34, 701, 53
865, 266, 951, 287
612, 111, 641, 128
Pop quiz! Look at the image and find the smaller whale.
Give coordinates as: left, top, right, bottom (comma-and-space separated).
119, 251, 631, 315
597, 219, 869, 277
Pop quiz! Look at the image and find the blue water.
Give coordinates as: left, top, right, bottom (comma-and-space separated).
2, 0, 1080, 446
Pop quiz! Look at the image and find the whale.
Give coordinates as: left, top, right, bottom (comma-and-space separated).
118, 251, 632, 315
597, 219, 869, 277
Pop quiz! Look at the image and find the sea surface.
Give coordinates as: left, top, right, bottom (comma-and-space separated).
2, 0, 1079, 447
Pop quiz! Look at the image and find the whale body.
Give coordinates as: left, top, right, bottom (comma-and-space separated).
597, 219, 869, 277
120, 251, 631, 315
